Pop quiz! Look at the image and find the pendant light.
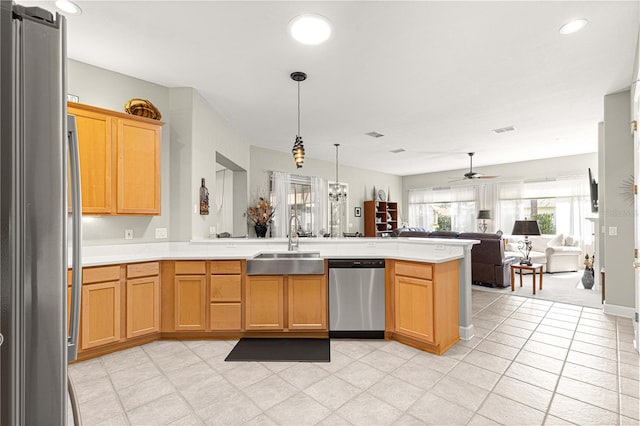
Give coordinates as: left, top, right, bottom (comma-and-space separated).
291, 71, 307, 168
329, 143, 347, 202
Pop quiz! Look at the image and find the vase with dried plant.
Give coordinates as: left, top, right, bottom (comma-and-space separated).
246, 197, 275, 238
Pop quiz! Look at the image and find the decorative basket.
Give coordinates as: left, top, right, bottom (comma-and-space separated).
124, 98, 162, 120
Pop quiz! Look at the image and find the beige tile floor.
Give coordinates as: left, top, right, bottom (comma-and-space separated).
68, 290, 639, 425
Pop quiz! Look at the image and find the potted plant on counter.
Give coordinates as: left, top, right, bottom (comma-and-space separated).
247, 197, 275, 238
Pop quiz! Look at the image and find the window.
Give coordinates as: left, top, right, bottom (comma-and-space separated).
270, 172, 326, 238
408, 186, 476, 232
498, 177, 589, 239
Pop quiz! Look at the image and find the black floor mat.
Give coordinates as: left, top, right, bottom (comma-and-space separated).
225, 338, 330, 362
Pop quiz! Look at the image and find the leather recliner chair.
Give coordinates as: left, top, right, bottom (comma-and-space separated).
459, 232, 515, 288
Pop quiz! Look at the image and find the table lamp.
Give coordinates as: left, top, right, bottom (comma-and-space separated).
477, 210, 492, 233
511, 219, 541, 265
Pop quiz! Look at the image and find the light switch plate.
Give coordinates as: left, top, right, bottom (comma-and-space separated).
608, 226, 617, 236
124, 229, 133, 240
155, 228, 167, 239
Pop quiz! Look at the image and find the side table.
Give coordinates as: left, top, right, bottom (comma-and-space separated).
511, 263, 544, 295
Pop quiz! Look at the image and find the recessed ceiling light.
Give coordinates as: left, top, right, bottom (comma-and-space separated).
559, 19, 587, 35
288, 14, 331, 45
390, 148, 406, 154
55, 0, 82, 15
492, 125, 515, 134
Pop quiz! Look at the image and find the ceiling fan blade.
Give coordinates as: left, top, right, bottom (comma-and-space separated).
477, 175, 499, 179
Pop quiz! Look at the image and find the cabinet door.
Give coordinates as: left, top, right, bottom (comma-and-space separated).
210, 275, 241, 302
394, 275, 434, 343
81, 281, 121, 349
116, 118, 161, 215
68, 105, 113, 214
288, 275, 327, 330
245, 276, 284, 330
174, 275, 206, 330
126, 276, 160, 338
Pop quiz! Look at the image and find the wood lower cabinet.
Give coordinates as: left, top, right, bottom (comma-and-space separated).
246, 274, 327, 331
174, 261, 206, 331
288, 275, 327, 330
390, 259, 459, 354
81, 265, 122, 350
395, 275, 434, 342
245, 276, 284, 330
210, 260, 243, 331
126, 262, 160, 338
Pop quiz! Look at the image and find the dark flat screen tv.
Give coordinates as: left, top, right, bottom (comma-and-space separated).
588, 168, 598, 213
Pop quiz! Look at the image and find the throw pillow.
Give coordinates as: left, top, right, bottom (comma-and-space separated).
564, 235, 576, 246
547, 233, 564, 247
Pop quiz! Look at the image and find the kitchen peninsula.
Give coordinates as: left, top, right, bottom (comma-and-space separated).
73, 237, 478, 359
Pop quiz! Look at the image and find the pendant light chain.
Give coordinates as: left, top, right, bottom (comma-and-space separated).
297, 80, 301, 136
335, 143, 339, 184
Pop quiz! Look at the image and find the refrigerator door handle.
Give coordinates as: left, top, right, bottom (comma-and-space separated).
67, 114, 82, 363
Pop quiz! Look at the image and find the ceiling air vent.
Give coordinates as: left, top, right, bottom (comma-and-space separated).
365, 131, 384, 138
492, 125, 516, 134
390, 148, 406, 154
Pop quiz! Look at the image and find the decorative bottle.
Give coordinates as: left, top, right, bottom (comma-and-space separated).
199, 178, 209, 215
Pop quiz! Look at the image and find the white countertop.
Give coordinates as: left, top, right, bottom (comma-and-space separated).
74, 237, 479, 267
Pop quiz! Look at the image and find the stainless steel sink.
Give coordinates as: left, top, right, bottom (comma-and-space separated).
246, 251, 324, 275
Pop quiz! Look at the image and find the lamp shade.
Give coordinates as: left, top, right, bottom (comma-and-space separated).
477, 210, 492, 220
511, 219, 541, 236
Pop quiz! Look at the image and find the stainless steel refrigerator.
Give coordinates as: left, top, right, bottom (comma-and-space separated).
0, 2, 82, 424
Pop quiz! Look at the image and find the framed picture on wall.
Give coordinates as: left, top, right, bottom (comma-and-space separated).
354, 207, 361, 217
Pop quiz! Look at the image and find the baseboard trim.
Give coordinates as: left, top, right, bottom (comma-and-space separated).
602, 302, 635, 318
460, 325, 474, 340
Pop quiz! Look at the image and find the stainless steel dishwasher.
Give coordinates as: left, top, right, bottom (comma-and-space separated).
328, 259, 385, 338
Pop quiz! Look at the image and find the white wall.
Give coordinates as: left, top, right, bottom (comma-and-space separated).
402, 153, 598, 221
68, 60, 172, 245
249, 146, 403, 235
602, 90, 635, 310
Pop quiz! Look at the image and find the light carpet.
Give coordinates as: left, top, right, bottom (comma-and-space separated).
474, 271, 603, 309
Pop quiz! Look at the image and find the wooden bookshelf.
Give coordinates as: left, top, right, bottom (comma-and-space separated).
364, 200, 398, 237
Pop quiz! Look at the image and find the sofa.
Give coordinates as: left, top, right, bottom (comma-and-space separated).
392, 228, 515, 288
504, 234, 582, 273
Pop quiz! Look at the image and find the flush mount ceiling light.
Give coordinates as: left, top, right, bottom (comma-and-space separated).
55, 0, 82, 15
291, 71, 307, 168
559, 19, 588, 35
289, 14, 332, 45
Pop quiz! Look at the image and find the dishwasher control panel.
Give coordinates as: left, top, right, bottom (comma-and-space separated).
327, 259, 385, 268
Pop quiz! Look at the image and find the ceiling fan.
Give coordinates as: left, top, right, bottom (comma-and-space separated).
451, 152, 499, 181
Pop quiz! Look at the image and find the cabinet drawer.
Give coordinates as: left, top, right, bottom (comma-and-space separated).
395, 261, 432, 280
175, 261, 206, 275
127, 262, 159, 278
83, 265, 120, 284
210, 275, 241, 302
210, 303, 241, 330
210, 260, 242, 275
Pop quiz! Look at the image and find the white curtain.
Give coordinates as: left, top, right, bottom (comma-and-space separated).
271, 171, 291, 238
215, 169, 233, 234
497, 181, 525, 233
310, 176, 326, 237
556, 175, 589, 250
475, 182, 498, 233
407, 186, 475, 231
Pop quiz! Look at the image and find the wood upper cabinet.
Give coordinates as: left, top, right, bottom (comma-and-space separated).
68, 104, 113, 214
116, 118, 161, 215
81, 265, 122, 350
126, 262, 160, 338
68, 102, 163, 216
245, 276, 284, 330
174, 261, 206, 331
288, 275, 327, 330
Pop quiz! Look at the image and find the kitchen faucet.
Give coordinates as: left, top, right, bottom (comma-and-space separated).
288, 214, 301, 251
